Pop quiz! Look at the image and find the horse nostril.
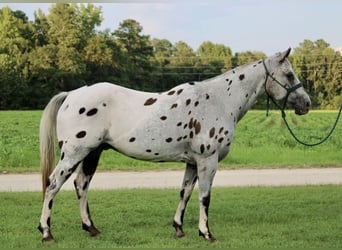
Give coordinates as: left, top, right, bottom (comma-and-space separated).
306, 101, 311, 108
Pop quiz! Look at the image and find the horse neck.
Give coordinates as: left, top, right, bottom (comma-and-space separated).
204, 61, 266, 123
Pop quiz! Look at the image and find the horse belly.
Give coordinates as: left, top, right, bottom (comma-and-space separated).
108, 122, 191, 163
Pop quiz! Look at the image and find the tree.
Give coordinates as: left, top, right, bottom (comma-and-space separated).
150, 38, 175, 91
112, 19, 153, 90
83, 30, 123, 84
1, 4, 341, 110
233, 50, 266, 67
197, 41, 232, 80
27, 3, 104, 108
167, 41, 199, 83
0, 7, 33, 109
292, 39, 342, 109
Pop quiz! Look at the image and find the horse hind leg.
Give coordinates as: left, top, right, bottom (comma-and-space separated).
74, 146, 103, 237
38, 159, 81, 242
173, 163, 198, 238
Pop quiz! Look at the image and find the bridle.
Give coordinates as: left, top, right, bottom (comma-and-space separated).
262, 59, 303, 116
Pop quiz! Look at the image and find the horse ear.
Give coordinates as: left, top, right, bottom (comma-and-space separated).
279, 47, 291, 63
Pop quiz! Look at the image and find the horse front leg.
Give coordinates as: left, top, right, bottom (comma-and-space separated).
197, 156, 218, 242
173, 163, 198, 238
74, 147, 102, 237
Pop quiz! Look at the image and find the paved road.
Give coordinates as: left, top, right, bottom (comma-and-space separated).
1, 168, 342, 192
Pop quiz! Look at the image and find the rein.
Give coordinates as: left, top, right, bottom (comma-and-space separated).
262, 59, 342, 147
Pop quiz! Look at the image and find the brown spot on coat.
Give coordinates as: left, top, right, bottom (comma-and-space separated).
189, 118, 194, 129
79, 107, 86, 114
194, 121, 201, 134
166, 137, 173, 143
144, 98, 157, 106
239, 74, 245, 80
171, 103, 178, 109
177, 89, 184, 95
129, 137, 136, 142
186, 99, 191, 106
167, 90, 176, 95
58, 141, 63, 149
160, 116, 167, 121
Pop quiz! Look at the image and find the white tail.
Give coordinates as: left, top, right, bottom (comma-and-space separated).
40, 92, 68, 199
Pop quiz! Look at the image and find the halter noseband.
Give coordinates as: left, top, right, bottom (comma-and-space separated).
262, 59, 303, 117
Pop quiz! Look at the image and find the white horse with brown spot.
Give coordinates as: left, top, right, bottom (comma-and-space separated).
38, 48, 311, 242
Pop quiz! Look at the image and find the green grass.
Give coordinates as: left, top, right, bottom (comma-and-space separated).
1, 185, 342, 248
0, 110, 341, 172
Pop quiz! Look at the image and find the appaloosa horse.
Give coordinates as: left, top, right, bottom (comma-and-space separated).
38, 48, 311, 242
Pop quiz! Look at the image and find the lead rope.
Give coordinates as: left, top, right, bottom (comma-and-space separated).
281, 104, 342, 147
267, 98, 342, 146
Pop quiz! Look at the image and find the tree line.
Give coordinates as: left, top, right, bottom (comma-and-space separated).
0, 3, 341, 110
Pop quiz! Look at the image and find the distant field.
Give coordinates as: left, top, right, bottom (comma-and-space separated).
0, 110, 341, 172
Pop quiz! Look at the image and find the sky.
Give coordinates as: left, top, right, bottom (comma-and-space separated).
1, 0, 341, 55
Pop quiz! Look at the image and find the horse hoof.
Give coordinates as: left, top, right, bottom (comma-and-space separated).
199, 230, 217, 243
175, 230, 186, 239
83, 223, 101, 237
206, 235, 218, 243
89, 227, 101, 237
173, 222, 186, 238
42, 235, 55, 243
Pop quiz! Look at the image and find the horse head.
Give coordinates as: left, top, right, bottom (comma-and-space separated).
264, 48, 311, 115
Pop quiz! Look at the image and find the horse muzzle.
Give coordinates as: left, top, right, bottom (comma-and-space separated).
292, 97, 311, 115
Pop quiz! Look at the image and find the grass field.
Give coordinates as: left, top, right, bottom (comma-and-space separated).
0, 110, 341, 172
1, 185, 342, 248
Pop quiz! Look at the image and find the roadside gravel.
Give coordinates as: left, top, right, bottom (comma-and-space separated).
1, 168, 342, 192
